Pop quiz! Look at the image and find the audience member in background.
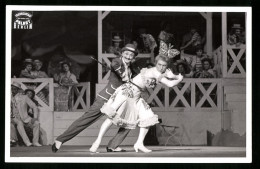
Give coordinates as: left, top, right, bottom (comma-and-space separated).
19, 58, 36, 79
56, 61, 78, 111
25, 89, 39, 117
107, 35, 123, 56
192, 61, 204, 78
31, 59, 49, 78
31, 59, 49, 105
10, 82, 23, 147
136, 28, 157, 54
11, 84, 42, 147
58, 62, 78, 86
227, 24, 245, 46
201, 58, 216, 78
175, 59, 193, 78
180, 28, 204, 55
188, 46, 206, 70
158, 21, 175, 46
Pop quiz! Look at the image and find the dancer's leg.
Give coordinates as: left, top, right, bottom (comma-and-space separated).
107, 127, 131, 149
134, 127, 151, 153
89, 119, 113, 152
53, 97, 106, 152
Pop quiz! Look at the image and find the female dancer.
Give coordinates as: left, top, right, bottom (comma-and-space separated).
90, 54, 183, 153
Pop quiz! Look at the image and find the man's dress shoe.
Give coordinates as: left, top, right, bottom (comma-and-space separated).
106, 147, 126, 152
52, 143, 58, 153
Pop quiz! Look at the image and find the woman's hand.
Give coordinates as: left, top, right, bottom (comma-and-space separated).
177, 73, 184, 81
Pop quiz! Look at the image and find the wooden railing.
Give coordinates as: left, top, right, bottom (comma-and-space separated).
223, 45, 246, 78
11, 78, 54, 111
146, 79, 222, 112
12, 78, 222, 112
70, 82, 91, 112
212, 46, 223, 78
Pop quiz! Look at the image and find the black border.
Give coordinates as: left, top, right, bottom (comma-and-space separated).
1, 0, 258, 169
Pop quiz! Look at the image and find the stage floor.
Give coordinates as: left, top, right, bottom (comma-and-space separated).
10, 145, 246, 157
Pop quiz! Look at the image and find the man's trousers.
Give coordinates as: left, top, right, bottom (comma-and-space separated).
56, 97, 131, 149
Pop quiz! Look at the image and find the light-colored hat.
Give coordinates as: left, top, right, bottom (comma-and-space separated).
11, 82, 21, 89
232, 24, 243, 30
24, 58, 33, 63
33, 59, 42, 64
23, 58, 33, 66
121, 43, 138, 56
112, 35, 122, 42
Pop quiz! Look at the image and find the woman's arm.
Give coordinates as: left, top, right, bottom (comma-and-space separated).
69, 74, 78, 84
20, 70, 36, 79
163, 69, 178, 79
160, 73, 183, 88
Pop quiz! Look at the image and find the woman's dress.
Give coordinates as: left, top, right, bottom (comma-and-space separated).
100, 67, 172, 129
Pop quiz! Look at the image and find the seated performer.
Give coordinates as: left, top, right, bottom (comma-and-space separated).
52, 44, 138, 153
89, 54, 183, 153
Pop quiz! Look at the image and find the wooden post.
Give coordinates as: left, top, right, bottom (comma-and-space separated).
222, 12, 227, 78
206, 12, 213, 57
98, 11, 102, 83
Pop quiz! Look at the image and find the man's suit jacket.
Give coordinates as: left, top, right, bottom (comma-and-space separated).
97, 57, 136, 101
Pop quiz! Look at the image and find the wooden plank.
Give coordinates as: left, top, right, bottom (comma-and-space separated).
196, 83, 216, 108
48, 79, 54, 111
152, 107, 220, 112
34, 81, 48, 93
226, 94, 246, 102
199, 12, 207, 19
206, 12, 213, 57
227, 48, 245, 75
58, 136, 138, 146
54, 128, 139, 137
218, 81, 223, 111
98, 11, 103, 83
222, 78, 246, 86
227, 102, 246, 112
12, 78, 52, 83
191, 81, 195, 108
147, 85, 164, 107
73, 85, 87, 110
101, 11, 110, 20
54, 111, 85, 119
222, 12, 228, 77
224, 86, 246, 94
164, 86, 169, 108
54, 119, 121, 129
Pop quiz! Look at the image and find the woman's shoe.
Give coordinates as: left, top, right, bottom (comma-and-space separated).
89, 142, 100, 153
134, 144, 152, 153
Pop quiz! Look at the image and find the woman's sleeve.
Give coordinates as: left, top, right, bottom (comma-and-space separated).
20, 70, 34, 78
70, 74, 78, 84
164, 69, 178, 79
159, 74, 183, 88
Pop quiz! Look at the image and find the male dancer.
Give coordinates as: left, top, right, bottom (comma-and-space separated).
52, 44, 138, 152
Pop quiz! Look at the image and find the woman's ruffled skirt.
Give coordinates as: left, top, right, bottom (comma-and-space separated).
100, 83, 159, 129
